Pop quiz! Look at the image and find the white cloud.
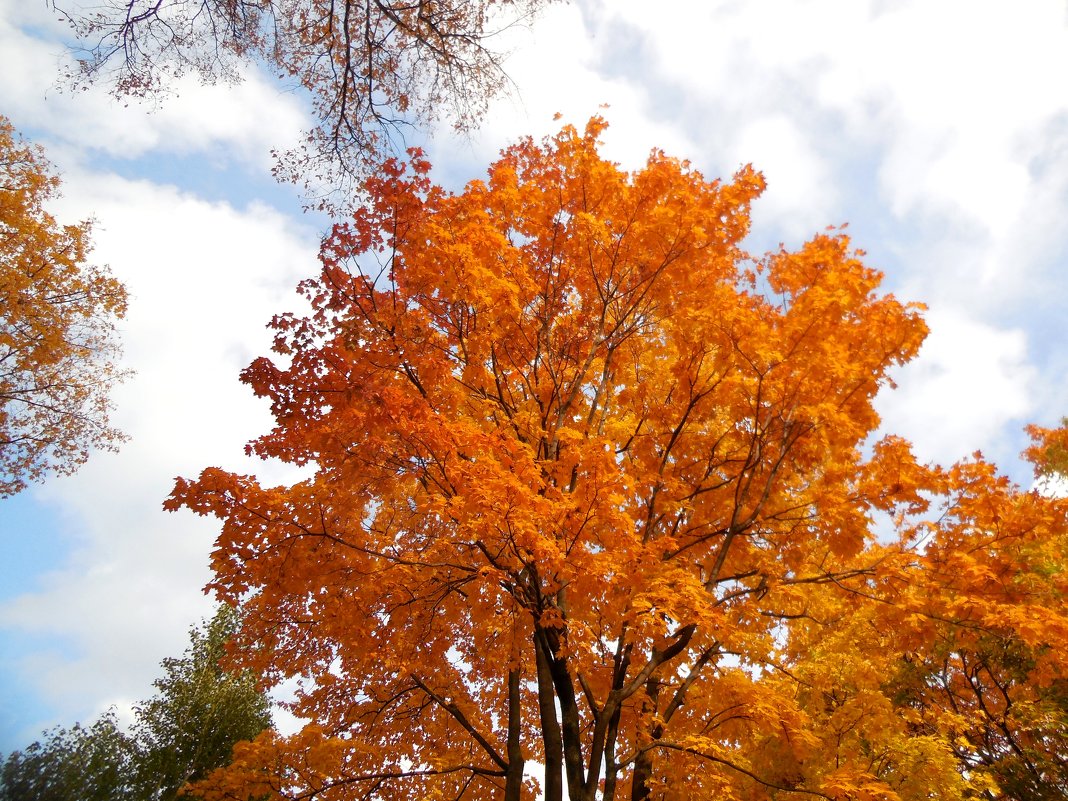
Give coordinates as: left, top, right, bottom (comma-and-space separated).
876, 307, 1036, 467
804, 0, 1068, 293
431, 2, 698, 183
585, 1, 1068, 248
725, 114, 837, 240
556, 1, 847, 234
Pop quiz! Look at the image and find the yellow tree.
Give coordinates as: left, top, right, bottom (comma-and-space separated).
169, 120, 1066, 800
776, 444, 1068, 801
1028, 418, 1068, 485
872, 429, 1068, 800
0, 116, 128, 497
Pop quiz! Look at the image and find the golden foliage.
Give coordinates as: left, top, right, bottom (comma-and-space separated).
1026, 418, 1068, 484
0, 116, 128, 496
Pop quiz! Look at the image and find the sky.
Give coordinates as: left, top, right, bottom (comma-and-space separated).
1, 0, 1066, 753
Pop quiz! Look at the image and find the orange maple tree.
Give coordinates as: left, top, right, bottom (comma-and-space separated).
169, 120, 1068, 800
0, 116, 128, 496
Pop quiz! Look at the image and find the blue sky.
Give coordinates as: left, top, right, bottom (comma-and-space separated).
1, 0, 1066, 753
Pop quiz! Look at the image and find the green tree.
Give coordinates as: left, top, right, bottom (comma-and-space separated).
0, 605, 271, 801
0, 711, 137, 801
132, 604, 272, 801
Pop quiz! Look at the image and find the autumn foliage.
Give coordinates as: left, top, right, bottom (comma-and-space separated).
169, 120, 1068, 800
0, 116, 128, 496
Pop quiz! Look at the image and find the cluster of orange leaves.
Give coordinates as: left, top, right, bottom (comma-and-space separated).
169, 119, 1068, 800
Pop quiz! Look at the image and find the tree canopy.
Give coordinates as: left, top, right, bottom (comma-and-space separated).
166, 119, 1068, 800
54, 0, 557, 205
0, 115, 128, 496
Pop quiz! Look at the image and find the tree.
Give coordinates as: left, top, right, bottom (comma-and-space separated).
168, 120, 1068, 800
0, 605, 272, 801
782, 451, 1068, 801
0, 712, 137, 801
0, 115, 128, 497
875, 423, 1068, 800
53, 0, 558, 206
133, 604, 273, 801
1027, 417, 1068, 487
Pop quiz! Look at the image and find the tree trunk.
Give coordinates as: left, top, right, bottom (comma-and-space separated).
544, 634, 587, 801
630, 679, 663, 801
602, 702, 623, 801
505, 667, 525, 801
535, 633, 564, 801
